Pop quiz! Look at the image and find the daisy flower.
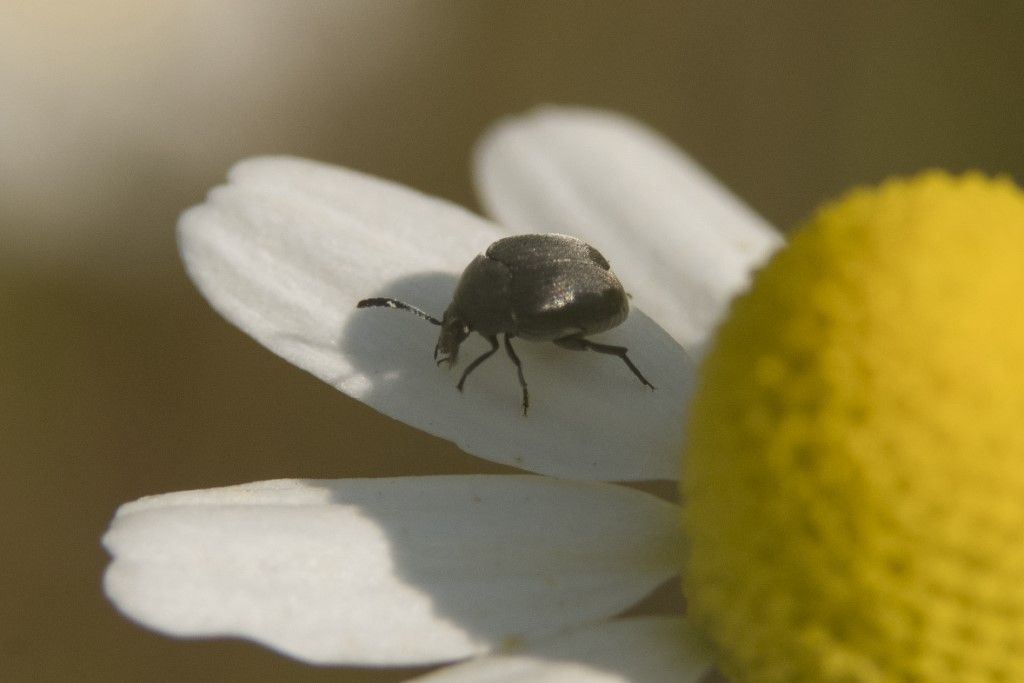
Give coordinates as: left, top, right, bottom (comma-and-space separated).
102, 108, 1024, 681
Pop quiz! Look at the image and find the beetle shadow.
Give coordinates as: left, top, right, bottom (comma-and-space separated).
336, 270, 457, 385
263, 270, 476, 420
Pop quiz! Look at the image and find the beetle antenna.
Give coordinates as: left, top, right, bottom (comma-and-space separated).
357, 297, 441, 326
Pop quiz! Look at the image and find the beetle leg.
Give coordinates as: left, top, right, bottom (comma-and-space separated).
553, 335, 656, 390
503, 334, 529, 415
456, 335, 500, 392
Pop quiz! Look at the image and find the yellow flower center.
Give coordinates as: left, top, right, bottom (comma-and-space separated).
681, 172, 1024, 682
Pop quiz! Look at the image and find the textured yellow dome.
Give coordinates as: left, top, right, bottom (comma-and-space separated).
682, 172, 1024, 682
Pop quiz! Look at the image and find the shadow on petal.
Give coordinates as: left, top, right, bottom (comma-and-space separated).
334, 272, 693, 481
303, 476, 682, 663
103, 477, 681, 666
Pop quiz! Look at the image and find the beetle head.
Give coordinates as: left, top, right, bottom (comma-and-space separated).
434, 312, 470, 367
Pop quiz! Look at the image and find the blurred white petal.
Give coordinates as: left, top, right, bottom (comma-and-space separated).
103, 476, 681, 665
474, 106, 783, 350
179, 156, 692, 481
417, 617, 714, 683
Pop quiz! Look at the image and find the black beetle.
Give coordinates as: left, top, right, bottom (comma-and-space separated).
357, 233, 653, 414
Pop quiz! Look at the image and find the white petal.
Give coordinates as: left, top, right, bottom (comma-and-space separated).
103, 476, 681, 666
474, 106, 783, 350
179, 156, 692, 481
417, 617, 714, 683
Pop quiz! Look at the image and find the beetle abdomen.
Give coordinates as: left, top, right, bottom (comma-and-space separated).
481, 234, 629, 341
510, 262, 628, 340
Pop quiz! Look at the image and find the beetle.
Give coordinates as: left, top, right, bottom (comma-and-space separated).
357, 233, 653, 414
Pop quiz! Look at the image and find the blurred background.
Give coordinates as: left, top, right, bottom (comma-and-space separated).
3, 1, 1022, 680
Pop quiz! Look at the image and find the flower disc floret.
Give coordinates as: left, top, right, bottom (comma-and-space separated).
683, 172, 1024, 681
